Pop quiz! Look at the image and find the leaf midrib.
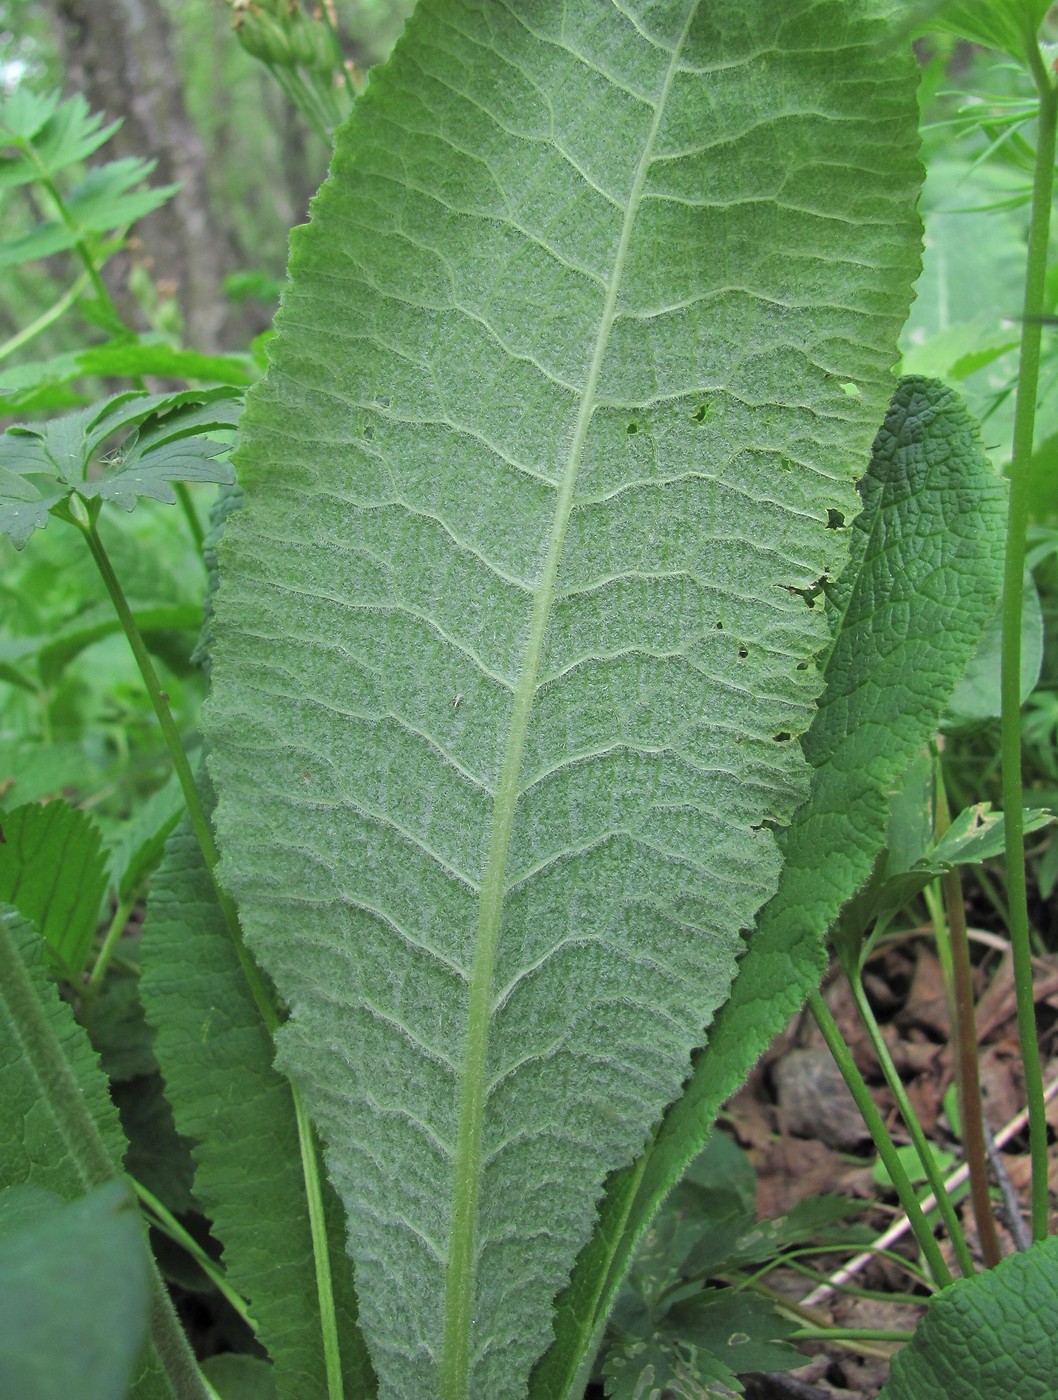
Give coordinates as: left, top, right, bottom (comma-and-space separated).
439, 12, 698, 1396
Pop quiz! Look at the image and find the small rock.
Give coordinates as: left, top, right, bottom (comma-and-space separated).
774, 1048, 870, 1151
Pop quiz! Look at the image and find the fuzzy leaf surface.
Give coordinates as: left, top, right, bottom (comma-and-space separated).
206, 3, 922, 1395
536, 376, 1006, 1397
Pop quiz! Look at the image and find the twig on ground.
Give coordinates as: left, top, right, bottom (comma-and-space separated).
983, 1122, 1032, 1251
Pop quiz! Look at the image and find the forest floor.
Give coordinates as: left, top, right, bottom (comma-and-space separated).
732, 929, 1058, 1400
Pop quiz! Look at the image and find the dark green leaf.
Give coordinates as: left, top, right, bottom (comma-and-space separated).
603, 1289, 799, 1398
946, 576, 1043, 723
0, 1180, 149, 1400
201, 1354, 279, 1400
140, 800, 373, 1400
0, 802, 108, 978
880, 1236, 1058, 1399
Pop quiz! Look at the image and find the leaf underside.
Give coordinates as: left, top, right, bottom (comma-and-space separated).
206, 2, 922, 1396
540, 375, 1006, 1398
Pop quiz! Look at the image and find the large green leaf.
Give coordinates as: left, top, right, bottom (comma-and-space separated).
879, 1236, 1058, 1400
206, 3, 922, 1395
537, 377, 1007, 1398
140, 799, 373, 1400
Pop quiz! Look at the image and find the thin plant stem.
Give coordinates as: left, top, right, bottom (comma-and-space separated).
146, 1268, 214, 1400
70, 508, 346, 1400
807, 988, 953, 1289
174, 480, 206, 554
788, 1328, 914, 1344
28, 158, 121, 316
983, 1121, 1032, 1251
131, 1176, 257, 1329
87, 885, 141, 993
934, 766, 1003, 1267
0, 271, 89, 363
841, 978, 975, 1277
1002, 41, 1056, 1243
800, 1070, 1058, 1307
746, 1280, 902, 1361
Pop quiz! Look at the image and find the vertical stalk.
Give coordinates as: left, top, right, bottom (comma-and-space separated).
70, 509, 346, 1400
808, 988, 953, 1289
1002, 43, 1055, 1242
934, 767, 1003, 1267
847, 976, 976, 1277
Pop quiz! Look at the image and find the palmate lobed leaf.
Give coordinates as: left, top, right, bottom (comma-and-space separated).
205, 2, 922, 1396
0, 88, 119, 183
0, 387, 240, 547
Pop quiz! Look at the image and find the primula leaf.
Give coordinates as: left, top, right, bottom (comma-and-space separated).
140, 796, 373, 1399
0, 802, 109, 979
0, 1180, 149, 1400
206, 2, 923, 1395
540, 377, 1006, 1397
879, 1235, 1058, 1400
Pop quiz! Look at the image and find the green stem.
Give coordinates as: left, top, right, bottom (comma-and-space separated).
788, 1328, 914, 1344
174, 480, 206, 554
146, 1269, 214, 1400
1002, 43, 1056, 1243
848, 976, 976, 1277
808, 988, 953, 1289
87, 885, 141, 994
0, 271, 90, 364
72, 510, 346, 1400
131, 1176, 257, 1330
934, 771, 1003, 1267
30, 162, 121, 317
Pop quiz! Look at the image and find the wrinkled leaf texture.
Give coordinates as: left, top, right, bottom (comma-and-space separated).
537, 377, 1007, 1397
880, 1235, 1058, 1400
205, 2, 922, 1396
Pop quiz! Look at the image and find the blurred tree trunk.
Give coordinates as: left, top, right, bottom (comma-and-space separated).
43, 0, 249, 350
